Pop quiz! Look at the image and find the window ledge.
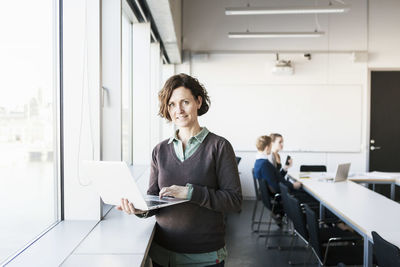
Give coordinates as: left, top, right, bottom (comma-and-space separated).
6, 220, 98, 267
7, 210, 156, 267
7, 164, 154, 267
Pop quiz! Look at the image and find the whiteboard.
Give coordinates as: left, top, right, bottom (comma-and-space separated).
199, 84, 362, 152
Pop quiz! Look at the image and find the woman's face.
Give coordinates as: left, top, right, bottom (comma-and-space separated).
272, 137, 284, 151
168, 86, 202, 129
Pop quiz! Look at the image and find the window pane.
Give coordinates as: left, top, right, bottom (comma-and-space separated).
0, 0, 58, 263
122, 12, 133, 164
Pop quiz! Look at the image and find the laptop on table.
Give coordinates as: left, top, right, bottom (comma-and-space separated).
80, 160, 188, 211
319, 163, 351, 183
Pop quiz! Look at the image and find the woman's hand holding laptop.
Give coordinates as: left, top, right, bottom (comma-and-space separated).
116, 185, 188, 215
116, 198, 147, 215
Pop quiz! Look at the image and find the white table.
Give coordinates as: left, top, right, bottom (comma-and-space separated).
349, 172, 400, 200
289, 172, 400, 267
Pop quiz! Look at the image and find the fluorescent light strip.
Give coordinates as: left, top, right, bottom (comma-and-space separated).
225, 6, 350, 15
228, 32, 325, 38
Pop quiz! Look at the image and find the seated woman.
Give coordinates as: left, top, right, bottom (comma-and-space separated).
254, 135, 301, 194
269, 133, 292, 177
254, 135, 316, 206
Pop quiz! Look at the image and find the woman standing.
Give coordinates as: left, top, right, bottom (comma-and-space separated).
117, 73, 242, 267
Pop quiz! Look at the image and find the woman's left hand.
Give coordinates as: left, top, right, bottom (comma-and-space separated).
159, 185, 188, 199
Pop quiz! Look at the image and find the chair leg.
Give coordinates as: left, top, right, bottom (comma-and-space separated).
287, 234, 297, 264
251, 200, 259, 232
264, 214, 273, 247
256, 206, 265, 233
251, 200, 258, 222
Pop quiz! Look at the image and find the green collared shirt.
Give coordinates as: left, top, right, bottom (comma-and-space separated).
150, 127, 227, 267
168, 127, 210, 162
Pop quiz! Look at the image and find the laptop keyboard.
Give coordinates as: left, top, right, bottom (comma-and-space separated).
146, 200, 168, 206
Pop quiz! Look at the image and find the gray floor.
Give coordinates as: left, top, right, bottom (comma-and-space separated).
225, 200, 318, 267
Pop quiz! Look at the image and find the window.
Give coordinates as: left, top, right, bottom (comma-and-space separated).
0, 0, 59, 263
121, 10, 133, 164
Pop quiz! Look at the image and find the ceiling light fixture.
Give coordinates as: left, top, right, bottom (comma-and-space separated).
225, 6, 350, 15
228, 31, 325, 38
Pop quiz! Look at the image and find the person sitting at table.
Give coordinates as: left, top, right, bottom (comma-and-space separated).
269, 133, 292, 177
254, 135, 318, 214
254, 135, 301, 195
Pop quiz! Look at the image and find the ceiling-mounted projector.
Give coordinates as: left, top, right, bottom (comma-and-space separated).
272, 59, 294, 75
272, 53, 294, 75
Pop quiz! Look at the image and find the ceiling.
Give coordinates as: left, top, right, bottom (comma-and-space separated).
181, 0, 367, 53
146, 0, 368, 63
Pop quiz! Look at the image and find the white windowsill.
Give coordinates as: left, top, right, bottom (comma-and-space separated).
6, 220, 99, 267
7, 164, 155, 267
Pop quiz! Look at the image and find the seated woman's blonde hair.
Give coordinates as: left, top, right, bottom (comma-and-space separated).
270, 133, 283, 142
256, 135, 271, 151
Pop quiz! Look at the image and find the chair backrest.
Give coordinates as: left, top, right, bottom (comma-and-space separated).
235, 156, 241, 165
279, 183, 293, 221
372, 231, 400, 267
257, 178, 274, 211
287, 193, 309, 242
304, 204, 323, 261
252, 168, 261, 201
300, 165, 327, 172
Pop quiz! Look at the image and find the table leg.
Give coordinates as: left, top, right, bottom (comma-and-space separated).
319, 203, 325, 220
363, 237, 373, 267
390, 183, 395, 200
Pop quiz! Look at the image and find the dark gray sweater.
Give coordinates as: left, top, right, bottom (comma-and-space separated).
147, 132, 242, 253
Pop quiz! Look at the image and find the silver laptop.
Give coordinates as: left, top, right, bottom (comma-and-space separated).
320, 163, 351, 182
80, 160, 188, 211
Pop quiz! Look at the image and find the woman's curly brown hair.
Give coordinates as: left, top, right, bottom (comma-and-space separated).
158, 73, 211, 121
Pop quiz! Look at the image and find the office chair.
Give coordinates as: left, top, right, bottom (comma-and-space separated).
251, 169, 262, 232
285, 193, 312, 265
300, 165, 327, 172
235, 156, 241, 165
304, 204, 363, 266
279, 183, 294, 228
372, 231, 400, 267
257, 179, 285, 248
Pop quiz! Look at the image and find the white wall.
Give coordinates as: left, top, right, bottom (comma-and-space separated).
174, 0, 400, 198
63, 0, 101, 219
189, 53, 368, 198
102, 0, 122, 163
368, 0, 400, 68
150, 43, 163, 149
132, 23, 151, 165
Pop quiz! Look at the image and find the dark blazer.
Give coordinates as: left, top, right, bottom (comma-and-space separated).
254, 158, 293, 193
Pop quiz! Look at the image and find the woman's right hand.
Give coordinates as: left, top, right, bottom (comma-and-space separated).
293, 181, 302, 190
284, 158, 293, 171
116, 198, 147, 215
286, 158, 293, 168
